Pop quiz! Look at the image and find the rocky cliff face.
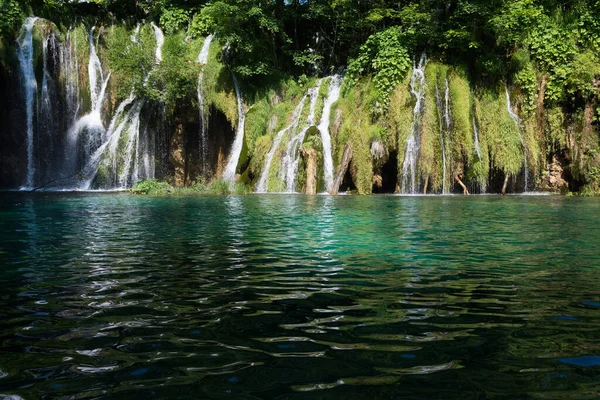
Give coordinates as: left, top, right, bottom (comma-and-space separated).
1, 18, 598, 195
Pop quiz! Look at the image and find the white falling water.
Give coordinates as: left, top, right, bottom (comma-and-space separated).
63, 28, 81, 179
222, 74, 246, 184
68, 26, 111, 175
473, 117, 482, 160
88, 27, 109, 114
131, 24, 141, 43
17, 17, 39, 189
317, 75, 342, 192
197, 34, 214, 175
80, 92, 136, 189
40, 34, 53, 123
118, 101, 145, 188
64, 28, 80, 123
435, 84, 448, 195
83, 23, 165, 189
150, 22, 164, 63
284, 79, 322, 192
444, 78, 452, 131
256, 94, 308, 193
505, 86, 528, 191
401, 54, 427, 194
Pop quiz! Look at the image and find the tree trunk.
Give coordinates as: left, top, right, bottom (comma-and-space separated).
423, 176, 429, 194
455, 175, 470, 195
330, 144, 352, 195
501, 173, 510, 195
301, 148, 318, 195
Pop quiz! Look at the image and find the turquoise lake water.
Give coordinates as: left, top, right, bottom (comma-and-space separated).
0, 193, 599, 399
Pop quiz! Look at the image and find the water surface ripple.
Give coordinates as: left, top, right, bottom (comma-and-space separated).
0, 194, 599, 399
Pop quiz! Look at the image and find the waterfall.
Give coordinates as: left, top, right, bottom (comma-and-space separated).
118, 101, 145, 188
505, 86, 528, 191
284, 79, 322, 192
197, 34, 214, 175
401, 54, 427, 194
64, 28, 80, 124
444, 78, 452, 132
256, 94, 308, 193
317, 75, 342, 192
17, 17, 39, 189
131, 24, 141, 43
63, 28, 80, 178
150, 23, 164, 63
473, 117, 482, 160
79, 92, 135, 189
69, 26, 111, 184
222, 74, 246, 184
88, 27, 109, 114
82, 23, 165, 189
435, 83, 448, 194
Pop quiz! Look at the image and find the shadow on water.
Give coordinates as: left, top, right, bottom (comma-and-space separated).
0, 194, 599, 399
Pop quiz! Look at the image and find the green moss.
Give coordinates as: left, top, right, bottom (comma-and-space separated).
389, 72, 413, 188
469, 98, 490, 190
477, 86, 523, 176
336, 78, 380, 194
448, 68, 473, 165
314, 77, 330, 123
244, 98, 272, 154
248, 135, 272, 182
420, 62, 443, 192
73, 23, 90, 112
131, 178, 252, 195
202, 38, 238, 127
545, 105, 567, 152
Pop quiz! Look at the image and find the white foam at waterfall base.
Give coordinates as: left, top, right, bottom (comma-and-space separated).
317, 75, 342, 192
197, 35, 214, 175
256, 95, 308, 193
401, 54, 427, 194
222, 74, 246, 184
284, 79, 322, 192
505, 86, 528, 192
17, 17, 39, 189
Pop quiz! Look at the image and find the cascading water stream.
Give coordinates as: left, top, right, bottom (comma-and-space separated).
222, 74, 246, 184
197, 34, 214, 175
80, 93, 136, 189
401, 54, 427, 194
81, 23, 163, 189
284, 79, 322, 192
64, 28, 80, 123
88, 27, 109, 115
256, 95, 308, 193
118, 101, 145, 188
473, 117, 482, 160
505, 86, 528, 191
70, 27, 111, 149
131, 24, 141, 44
151, 22, 164, 63
17, 17, 39, 189
317, 75, 342, 192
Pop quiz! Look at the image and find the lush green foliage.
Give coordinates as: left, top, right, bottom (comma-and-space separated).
347, 26, 411, 104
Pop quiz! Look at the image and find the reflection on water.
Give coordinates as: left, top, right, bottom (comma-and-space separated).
0, 193, 599, 399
